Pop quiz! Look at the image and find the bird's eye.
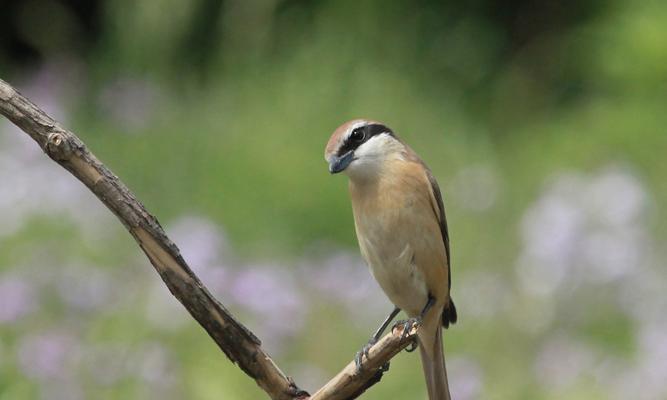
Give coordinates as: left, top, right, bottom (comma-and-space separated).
350, 128, 365, 143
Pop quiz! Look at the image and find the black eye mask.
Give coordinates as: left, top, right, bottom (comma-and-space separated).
336, 123, 394, 157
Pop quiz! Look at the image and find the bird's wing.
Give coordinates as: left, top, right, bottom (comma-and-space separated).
424, 169, 451, 289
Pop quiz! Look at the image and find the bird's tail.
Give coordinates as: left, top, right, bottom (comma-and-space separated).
418, 323, 451, 400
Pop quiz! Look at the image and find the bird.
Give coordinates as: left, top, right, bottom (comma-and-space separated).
324, 119, 457, 400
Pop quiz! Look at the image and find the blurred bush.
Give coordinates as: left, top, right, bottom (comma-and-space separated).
1, 1, 666, 399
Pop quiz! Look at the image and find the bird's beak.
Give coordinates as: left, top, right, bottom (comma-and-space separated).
328, 151, 355, 174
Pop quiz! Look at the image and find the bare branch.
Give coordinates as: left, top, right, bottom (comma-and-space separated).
311, 325, 417, 400
0, 78, 305, 400
0, 77, 417, 399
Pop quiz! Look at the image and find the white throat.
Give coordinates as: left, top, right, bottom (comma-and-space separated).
344, 133, 404, 182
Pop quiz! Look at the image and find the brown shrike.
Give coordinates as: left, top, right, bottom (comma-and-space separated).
325, 119, 457, 400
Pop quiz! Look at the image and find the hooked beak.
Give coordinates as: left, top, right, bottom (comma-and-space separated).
328, 151, 355, 174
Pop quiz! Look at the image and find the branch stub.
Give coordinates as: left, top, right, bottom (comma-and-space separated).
46, 131, 72, 160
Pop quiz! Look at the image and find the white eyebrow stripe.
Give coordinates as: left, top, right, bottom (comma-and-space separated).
344, 120, 370, 141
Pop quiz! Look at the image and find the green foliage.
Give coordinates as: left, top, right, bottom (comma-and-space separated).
1, 0, 666, 399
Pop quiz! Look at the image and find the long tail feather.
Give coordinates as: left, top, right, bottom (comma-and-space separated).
418, 325, 451, 400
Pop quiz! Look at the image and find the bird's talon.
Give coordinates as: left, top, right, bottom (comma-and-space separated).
405, 341, 418, 352
397, 317, 421, 339
401, 322, 410, 338
364, 337, 377, 359
380, 361, 390, 372
391, 319, 407, 334
354, 337, 378, 372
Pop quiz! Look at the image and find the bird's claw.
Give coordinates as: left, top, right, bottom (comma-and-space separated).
354, 337, 378, 372
391, 318, 421, 353
380, 361, 390, 372
393, 317, 422, 339
405, 341, 418, 352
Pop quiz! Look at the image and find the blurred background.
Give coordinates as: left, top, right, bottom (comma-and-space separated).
1, 0, 666, 399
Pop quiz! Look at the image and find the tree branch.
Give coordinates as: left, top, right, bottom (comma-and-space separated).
310, 325, 417, 399
0, 77, 416, 400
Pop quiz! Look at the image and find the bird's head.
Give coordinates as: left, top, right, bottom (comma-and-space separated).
324, 119, 403, 180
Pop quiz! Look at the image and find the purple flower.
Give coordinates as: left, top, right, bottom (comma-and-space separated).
449, 356, 484, 400
134, 342, 178, 389
534, 333, 595, 390
636, 322, 667, 392
167, 216, 231, 295
0, 119, 113, 239
17, 58, 84, 125
0, 276, 36, 324
584, 167, 647, 227
303, 252, 388, 323
517, 166, 650, 297
98, 77, 160, 131
230, 265, 307, 340
55, 265, 114, 312
168, 216, 228, 267
17, 332, 80, 381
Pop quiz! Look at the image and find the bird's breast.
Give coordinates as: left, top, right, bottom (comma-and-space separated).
350, 180, 430, 315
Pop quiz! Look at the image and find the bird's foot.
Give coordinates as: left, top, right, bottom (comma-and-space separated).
392, 318, 421, 353
380, 361, 391, 372
392, 317, 422, 339
405, 341, 419, 352
354, 336, 378, 372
